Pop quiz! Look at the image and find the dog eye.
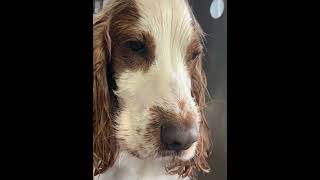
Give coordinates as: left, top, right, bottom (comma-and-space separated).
125, 40, 146, 53
191, 51, 200, 61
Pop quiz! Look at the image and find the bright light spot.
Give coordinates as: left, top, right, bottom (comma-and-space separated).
210, 0, 224, 19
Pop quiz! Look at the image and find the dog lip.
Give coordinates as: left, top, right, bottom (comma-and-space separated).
159, 140, 197, 156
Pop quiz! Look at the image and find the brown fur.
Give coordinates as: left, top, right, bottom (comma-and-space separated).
93, 0, 211, 178
149, 106, 196, 129
111, 31, 156, 74
108, 0, 156, 75
178, 99, 186, 111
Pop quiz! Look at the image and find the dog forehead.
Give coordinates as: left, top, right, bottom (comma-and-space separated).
134, 0, 194, 48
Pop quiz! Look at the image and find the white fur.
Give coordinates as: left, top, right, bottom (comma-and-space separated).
97, 0, 199, 179
114, 0, 199, 158
94, 152, 190, 180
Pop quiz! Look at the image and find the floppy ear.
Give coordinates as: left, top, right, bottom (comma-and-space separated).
93, 9, 118, 176
188, 15, 212, 178
190, 54, 211, 176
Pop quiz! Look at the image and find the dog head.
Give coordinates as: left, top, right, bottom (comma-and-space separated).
93, 0, 211, 178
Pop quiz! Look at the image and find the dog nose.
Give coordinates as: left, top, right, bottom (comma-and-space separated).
160, 122, 198, 151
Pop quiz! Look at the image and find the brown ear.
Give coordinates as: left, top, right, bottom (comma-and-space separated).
93, 9, 118, 176
190, 55, 211, 176
188, 16, 212, 177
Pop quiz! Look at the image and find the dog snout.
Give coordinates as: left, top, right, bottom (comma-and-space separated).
160, 122, 198, 152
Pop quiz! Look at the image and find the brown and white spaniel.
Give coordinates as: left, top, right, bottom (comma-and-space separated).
93, 0, 211, 179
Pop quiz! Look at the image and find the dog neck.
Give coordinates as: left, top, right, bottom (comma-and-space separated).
94, 151, 190, 180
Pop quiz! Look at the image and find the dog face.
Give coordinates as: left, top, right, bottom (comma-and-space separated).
94, 0, 210, 177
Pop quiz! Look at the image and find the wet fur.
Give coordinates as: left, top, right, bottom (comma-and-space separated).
93, 0, 211, 179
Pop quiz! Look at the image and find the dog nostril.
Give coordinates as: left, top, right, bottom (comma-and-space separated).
167, 141, 182, 150
172, 141, 180, 146
170, 142, 189, 151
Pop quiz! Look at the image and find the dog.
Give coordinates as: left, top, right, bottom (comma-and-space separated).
93, 0, 211, 179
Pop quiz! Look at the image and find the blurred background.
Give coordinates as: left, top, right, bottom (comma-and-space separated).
94, 0, 227, 180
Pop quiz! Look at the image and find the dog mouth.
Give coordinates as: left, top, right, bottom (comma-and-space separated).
156, 141, 197, 160
124, 141, 197, 162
